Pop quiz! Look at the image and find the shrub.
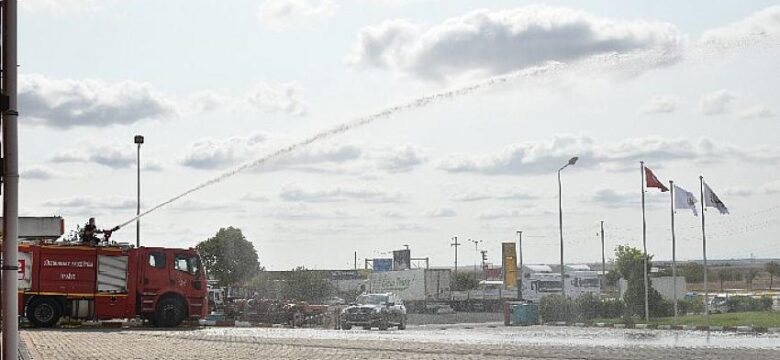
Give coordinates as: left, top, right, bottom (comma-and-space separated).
677, 298, 704, 315
598, 298, 626, 319
539, 295, 575, 323
652, 299, 675, 318
725, 296, 774, 313
574, 293, 601, 321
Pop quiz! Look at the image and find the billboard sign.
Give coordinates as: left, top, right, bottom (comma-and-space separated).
393, 249, 411, 270
372, 258, 393, 272
502, 242, 518, 289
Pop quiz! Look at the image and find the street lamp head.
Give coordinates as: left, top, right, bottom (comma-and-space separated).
134, 135, 145, 144
568, 156, 578, 166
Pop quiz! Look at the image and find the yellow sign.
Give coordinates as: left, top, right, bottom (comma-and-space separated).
502, 242, 517, 289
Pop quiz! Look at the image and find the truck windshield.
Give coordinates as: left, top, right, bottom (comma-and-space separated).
174, 254, 201, 276
579, 278, 600, 288
356, 295, 388, 305
538, 281, 562, 292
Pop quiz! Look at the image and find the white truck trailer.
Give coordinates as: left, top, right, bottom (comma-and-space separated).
366, 269, 450, 312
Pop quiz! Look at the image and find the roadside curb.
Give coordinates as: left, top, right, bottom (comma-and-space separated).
536, 321, 773, 334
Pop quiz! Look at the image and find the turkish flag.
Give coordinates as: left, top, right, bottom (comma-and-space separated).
645, 166, 669, 192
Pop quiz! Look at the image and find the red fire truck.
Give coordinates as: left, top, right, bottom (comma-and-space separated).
17, 243, 208, 327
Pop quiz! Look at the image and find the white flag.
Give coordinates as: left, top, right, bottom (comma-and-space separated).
674, 185, 698, 216
703, 181, 729, 214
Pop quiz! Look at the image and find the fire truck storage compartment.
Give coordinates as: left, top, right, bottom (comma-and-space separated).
71, 299, 94, 318
38, 248, 96, 294
97, 254, 128, 292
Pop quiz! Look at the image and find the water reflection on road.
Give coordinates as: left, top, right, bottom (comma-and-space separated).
203, 323, 780, 350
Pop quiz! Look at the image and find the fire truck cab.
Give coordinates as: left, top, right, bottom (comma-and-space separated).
18, 244, 208, 327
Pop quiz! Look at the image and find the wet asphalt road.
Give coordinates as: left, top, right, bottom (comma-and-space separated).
21, 323, 780, 359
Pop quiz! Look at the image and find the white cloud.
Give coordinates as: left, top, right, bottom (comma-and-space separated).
349, 5, 684, 81
265, 203, 356, 220
374, 145, 427, 172
52, 143, 136, 169
257, 0, 336, 30
423, 207, 457, 218
438, 135, 780, 176
723, 187, 753, 197
738, 105, 775, 119
640, 95, 678, 114
21, 166, 66, 180
699, 89, 736, 115
179, 133, 270, 170
246, 83, 308, 116
589, 187, 636, 208
241, 193, 270, 202
43, 196, 136, 211
761, 180, 780, 194
188, 90, 229, 113
450, 187, 537, 202
475, 207, 552, 220
701, 6, 780, 45
21, 0, 113, 12
20, 74, 175, 128
279, 183, 403, 203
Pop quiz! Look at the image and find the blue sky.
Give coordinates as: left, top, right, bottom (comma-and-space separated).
15, 1, 780, 269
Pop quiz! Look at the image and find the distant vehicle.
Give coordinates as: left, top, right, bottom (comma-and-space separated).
324, 296, 346, 306
709, 295, 729, 314
522, 268, 600, 303
340, 293, 407, 330
451, 280, 516, 312
207, 282, 225, 312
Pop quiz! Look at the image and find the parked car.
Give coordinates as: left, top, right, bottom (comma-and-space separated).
340, 293, 407, 330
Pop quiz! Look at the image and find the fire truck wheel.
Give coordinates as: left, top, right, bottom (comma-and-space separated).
27, 298, 62, 328
154, 298, 185, 327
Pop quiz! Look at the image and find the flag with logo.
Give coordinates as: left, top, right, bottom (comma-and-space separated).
644, 166, 669, 192
702, 181, 729, 214
673, 185, 698, 216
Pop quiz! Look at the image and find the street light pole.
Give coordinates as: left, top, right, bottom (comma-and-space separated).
134, 135, 144, 248
558, 156, 578, 296
516, 230, 523, 300
451, 236, 460, 273
468, 238, 481, 282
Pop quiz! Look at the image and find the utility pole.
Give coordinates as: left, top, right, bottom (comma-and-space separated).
1, 0, 20, 358
600, 221, 606, 279
354, 251, 357, 270
451, 236, 460, 273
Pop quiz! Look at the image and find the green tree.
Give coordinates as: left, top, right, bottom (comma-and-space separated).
717, 268, 742, 291
604, 270, 621, 287
765, 262, 780, 290
613, 245, 664, 319
280, 267, 335, 303
451, 271, 479, 291
679, 262, 704, 283
745, 269, 760, 291
196, 227, 260, 286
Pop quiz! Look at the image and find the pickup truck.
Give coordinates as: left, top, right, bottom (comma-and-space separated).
340, 293, 407, 330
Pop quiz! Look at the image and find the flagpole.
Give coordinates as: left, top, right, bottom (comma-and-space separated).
640, 161, 650, 321
699, 176, 709, 327
670, 180, 678, 324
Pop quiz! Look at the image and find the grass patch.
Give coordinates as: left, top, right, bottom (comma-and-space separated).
592, 311, 780, 328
